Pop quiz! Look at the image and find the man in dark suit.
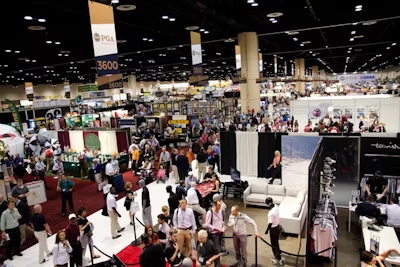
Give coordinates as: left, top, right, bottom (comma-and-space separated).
356, 194, 381, 219
176, 150, 189, 181
175, 180, 187, 201
166, 186, 179, 220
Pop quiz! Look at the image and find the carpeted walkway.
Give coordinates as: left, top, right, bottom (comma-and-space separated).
6, 171, 140, 253
116, 244, 228, 267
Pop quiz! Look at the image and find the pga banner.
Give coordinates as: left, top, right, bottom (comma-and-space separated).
88, 1, 123, 90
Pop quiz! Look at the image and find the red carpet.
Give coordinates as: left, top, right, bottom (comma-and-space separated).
4, 171, 140, 253
116, 244, 228, 267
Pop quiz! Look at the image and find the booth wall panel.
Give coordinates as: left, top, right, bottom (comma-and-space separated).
235, 132, 259, 177
220, 131, 237, 175
57, 131, 70, 149
98, 131, 118, 155
69, 131, 84, 152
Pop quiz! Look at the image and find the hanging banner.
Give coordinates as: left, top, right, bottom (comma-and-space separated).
64, 81, 71, 99
5, 99, 22, 131
258, 53, 263, 77
88, 0, 123, 90
25, 82, 34, 101
284, 61, 287, 76
235, 46, 241, 76
190, 31, 203, 76
291, 63, 294, 76
274, 57, 278, 77
78, 84, 98, 92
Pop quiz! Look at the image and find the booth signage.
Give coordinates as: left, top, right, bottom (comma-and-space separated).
190, 31, 203, 76
168, 120, 189, 124
336, 74, 376, 85
25, 82, 34, 101
371, 143, 400, 150
89, 91, 106, 97
84, 133, 101, 151
78, 84, 98, 92
45, 108, 62, 121
361, 137, 400, 154
5, 99, 22, 131
64, 81, 71, 99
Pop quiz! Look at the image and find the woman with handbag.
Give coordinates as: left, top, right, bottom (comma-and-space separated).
77, 207, 100, 259
124, 182, 137, 225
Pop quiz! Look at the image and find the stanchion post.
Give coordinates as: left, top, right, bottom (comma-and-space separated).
89, 244, 94, 266
250, 236, 260, 267
131, 215, 140, 246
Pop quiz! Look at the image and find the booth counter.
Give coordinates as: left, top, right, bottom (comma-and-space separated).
291, 95, 400, 132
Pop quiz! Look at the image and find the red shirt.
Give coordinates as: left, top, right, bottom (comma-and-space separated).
65, 223, 80, 245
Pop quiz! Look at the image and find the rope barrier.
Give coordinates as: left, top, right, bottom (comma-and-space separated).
222, 234, 253, 239
93, 245, 113, 258
259, 236, 335, 257
135, 217, 145, 227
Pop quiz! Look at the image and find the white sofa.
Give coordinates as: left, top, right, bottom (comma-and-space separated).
243, 183, 308, 237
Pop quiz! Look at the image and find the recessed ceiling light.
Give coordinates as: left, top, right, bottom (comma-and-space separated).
38, 18, 46, 22
300, 44, 304, 46
350, 38, 354, 41
204, 31, 209, 34
200, 29, 205, 32
355, 8, 362, 11
116, 5, 136, 11
272, 20, 278, 23
15, 51, 20, 53
162, 16, 169, 19
58, 54, 62, 56
28, 25, 46, 31
148, 39, 153, 42
54, 41, 61, 45
251, 3, 259, 6
355, 5, 362, 9
169, 18, 176, 21
46, 41, 52, 44
269, 18, 275, 21
392, 43, 397, 46
267, 12, 283, 18
111, 0, 119, 3
363, 21, 377, 25
24, 16, 33, 20
351, 31, 356, 34
142, 38, 148, 41
25, 59, 30, 62
5, 50, 11, 52
293, 37, 298, 41
185, 26, 199, 31
247, 0, 254, 2
387, 47, 391, 50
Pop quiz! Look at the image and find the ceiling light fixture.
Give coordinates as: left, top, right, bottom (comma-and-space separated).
247, 0, 254, 3
148, 39, 153, 42
169, 18, 176, 21
5, 50, 11, 52
46, 41, 52, 44
204, 31, 209, 34
286, 31, 299, 35
38, 18, 46, 22
392, 43, 397, 46
350, 38, 354, 41
185, 26, 199, 31
293, 37, 298, 41
267, 12, 283, 18
116, 5, 136, 11
251, 3, 259, 6
272, 20, 278, 23
162, 16, 168, 19
354, 35, 364, 39
24, 16, 33, 20
58, 54, 62, 56
355, 5, 362, 9
111, 0, 119, 3
142, 38, 148, 41
363, 21, 377, 25
55, 41, 61, 44
15, 51, 20, 53
351, 31, 356, 34
28, 25, 46, 31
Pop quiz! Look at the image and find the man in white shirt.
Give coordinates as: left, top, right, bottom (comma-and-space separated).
228, 205, 259, 267
157, 214, 170, 248
105, 158, 115, 186
386, 197, 400, 228
265, 197, 284, 266
173, 199, 197, 258
186, 182, 206, 223
106, 187, 125, 239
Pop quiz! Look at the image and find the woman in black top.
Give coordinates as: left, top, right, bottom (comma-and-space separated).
77, 207, 100, 259
124, 182, 136, 225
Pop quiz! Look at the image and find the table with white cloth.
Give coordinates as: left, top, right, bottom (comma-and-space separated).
348, 201, 386, 232
363, 226, 400, 266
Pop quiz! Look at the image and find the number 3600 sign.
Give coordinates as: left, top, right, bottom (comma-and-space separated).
97, 60, 119, 71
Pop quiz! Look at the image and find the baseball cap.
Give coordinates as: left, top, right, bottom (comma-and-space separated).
188, 171, 193, 176
324, 157, 336, 164
68, 213, 77, 220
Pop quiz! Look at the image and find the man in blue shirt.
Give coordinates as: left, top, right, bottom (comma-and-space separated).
212, 141, 220, 171
57, 175, 75, 217
185, 172, 198, 191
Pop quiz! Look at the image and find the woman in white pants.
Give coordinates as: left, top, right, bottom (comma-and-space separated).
31, 204, 52, 264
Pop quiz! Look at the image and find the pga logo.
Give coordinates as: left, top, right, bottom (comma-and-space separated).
192, 51, 201, 57
94, 33, 115, 43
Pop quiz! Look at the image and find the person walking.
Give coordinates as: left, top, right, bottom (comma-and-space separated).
196, 148, 208, 182
171, 149, 179, 184
12, 195, 33, 246
57, 175, 75, 217
139, 180, 153, 226
212, 141, 220, 171
228, 205, 260, 266
166, 186, 179, 221
65, 213, 82, 267
205, 200, 225, 255
268, 150, 282, 185
31, 204, 52, 264
77, 207, 100, 259
52, 230, 73, 267
106, 187, 125, 239
173, 199, 197, 258
265, 197, 284, 266
35, 157, 48, 189
176, 150, 189, 182
0, 200, 22, 260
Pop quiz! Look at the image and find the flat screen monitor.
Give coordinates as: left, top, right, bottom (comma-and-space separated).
231, 167, 241, 181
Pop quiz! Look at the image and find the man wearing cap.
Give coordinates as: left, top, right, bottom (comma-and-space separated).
106, 187, 125, 239
365, 171, 388, 203
65, 213, 82, 267
212, 141, 220, 171
265, 197, 284, 266
31, 204, 52, 264
185, 171, 198, 191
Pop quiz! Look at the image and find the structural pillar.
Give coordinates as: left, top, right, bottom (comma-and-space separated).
294, 58, 305, 94
127, 75, 137, 96
312, 65, 319, 89
238, 32, 260, 113
320, 69, 326, 81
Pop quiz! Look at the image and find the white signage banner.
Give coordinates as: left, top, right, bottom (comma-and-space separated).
191, 44, 202, 65
25, 86, 33, 95
26, 181, 47, 206
236, 54, 241, 70
91, 24, 118, 57
337, 74, 376, 85
259, 59, 263, 73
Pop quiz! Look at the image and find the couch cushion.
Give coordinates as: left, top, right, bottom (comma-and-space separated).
286, 188, 299, 197
251, 184, 268, 194
266, 195, 285, 204
292, 203, 302, 217
246, 193, 267, 203
267, 185, 285, 196
279, 196, 299, 218
297, 188, 308, 197
296, 194, 305, 205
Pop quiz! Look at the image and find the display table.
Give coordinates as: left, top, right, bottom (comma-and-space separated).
26, 180, 47, 206
196, 182, 216, 198
348, 201, 386, 232
363, 226, 400, 265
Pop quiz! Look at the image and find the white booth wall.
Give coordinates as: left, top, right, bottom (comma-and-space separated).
291, 95, 400, 133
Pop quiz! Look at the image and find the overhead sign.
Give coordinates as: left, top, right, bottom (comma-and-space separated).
25, 82, 34, 101
89, 91, 106, 97
84, 133, 101, 151
64, 81, 71, 99
45, 108, 62, 121
190, 31, 203, 76
88, 0, 123, 90
78, 84, 98, 92
5, 99, 22, 131
168, 120, 189, 124
259, 53, 263, 74
235, 46, 241, 72
337, 74, 376, 85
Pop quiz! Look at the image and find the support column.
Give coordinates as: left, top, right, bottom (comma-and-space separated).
294, 58, 305, 94
312, 65, 319, 89
127, 75, 137, 97
320, 69, 326, 81
238, 32, 260, 113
